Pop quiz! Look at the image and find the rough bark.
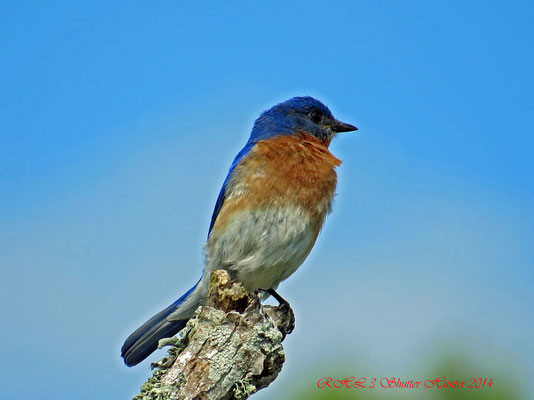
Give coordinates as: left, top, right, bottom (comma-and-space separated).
133, 270, 295, 400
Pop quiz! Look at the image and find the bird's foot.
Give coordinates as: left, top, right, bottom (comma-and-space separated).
262, 288, 295, 337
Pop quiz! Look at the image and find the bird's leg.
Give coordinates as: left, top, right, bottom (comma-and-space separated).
262, 288, 294, 336
266, 288, 289, 306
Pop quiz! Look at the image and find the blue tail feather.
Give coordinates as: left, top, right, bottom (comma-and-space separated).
121, 281, 199, 366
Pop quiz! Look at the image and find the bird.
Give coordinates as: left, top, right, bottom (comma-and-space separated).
121, 96, 357, 366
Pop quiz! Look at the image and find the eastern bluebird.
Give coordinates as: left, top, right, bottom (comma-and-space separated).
121, 96, 357, 366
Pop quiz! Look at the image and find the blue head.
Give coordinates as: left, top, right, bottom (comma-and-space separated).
249, 96, 357, 145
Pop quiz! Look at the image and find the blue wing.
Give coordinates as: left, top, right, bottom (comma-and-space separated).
208, 141, 255, 236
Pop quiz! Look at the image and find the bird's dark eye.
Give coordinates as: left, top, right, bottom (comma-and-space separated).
309, 110, 323, 124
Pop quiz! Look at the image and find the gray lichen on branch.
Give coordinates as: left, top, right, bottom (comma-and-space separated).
133, 269, 295, 400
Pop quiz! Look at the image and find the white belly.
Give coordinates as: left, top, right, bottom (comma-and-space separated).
205, 205, 320, 291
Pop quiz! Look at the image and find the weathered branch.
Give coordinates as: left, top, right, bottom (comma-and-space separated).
133, 270, 295, 400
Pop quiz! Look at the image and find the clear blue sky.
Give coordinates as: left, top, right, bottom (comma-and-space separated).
1, 1, 533, 399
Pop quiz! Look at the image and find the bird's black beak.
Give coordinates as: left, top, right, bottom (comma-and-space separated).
331, 119, 358, 133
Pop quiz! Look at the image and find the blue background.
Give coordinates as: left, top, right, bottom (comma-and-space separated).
1, 1, 532, 399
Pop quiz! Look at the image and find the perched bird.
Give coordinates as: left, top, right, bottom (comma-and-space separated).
121, 96, 357, 366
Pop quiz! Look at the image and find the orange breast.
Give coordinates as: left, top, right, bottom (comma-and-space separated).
211, 132, 342, 233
